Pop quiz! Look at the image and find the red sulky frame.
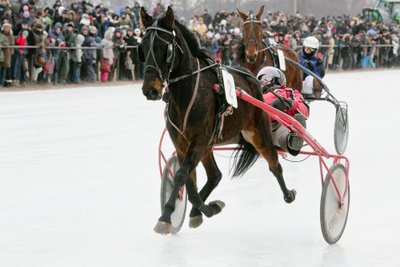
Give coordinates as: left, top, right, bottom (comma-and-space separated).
157, 87, 350, 243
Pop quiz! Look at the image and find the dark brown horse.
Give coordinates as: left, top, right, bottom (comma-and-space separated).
237, 6, 303, 91
139, 6, 296, 234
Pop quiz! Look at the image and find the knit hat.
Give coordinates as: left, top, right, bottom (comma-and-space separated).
89, 25, 97, 32
54, 22, 62, 29
22, 30, 29, 37
81, 25, 89, 33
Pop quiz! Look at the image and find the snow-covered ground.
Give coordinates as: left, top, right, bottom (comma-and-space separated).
1, 70, 399, 267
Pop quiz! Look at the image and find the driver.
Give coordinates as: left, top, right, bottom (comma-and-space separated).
299, 36, 325, 98
257, 66, 309, 156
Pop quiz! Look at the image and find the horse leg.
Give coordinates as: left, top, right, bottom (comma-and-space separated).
244, 128, 296, 203
154, 147, 224, 234
189, 152, 223, 228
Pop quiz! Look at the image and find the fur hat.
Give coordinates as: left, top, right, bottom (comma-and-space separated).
1, 22, 12, 31
80, 14, 91, 26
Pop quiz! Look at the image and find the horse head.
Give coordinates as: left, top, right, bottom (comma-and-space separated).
139, 6, 178, 100
237, 5, 264, 64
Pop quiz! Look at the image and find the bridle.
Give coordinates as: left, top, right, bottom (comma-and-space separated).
243, 13, 265, 63
141, 23, 183, 86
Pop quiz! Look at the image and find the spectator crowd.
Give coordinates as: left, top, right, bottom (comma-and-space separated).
0, 0, 399, 88
189, 8, 400, 71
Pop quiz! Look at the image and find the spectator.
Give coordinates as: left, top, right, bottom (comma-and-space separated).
70, 32, 84, 84
203, 31, 219, 58
101, 28, 114, 82
13, 30, 29, 86
132, 27, 144, 80
132, 2, 141, 21
80, 25, 97, 82
201, 9, 212, 26
48, 22, 65, 84
1, 22, 13, 87
219, 32, 233, 65
119, 11, 133, 30
63, 22, 76, 83
341, 33, 353, 70
111, 28, 125, 81
88, 25, 101, 81
0, 24, 9, 87
42, 7, 54, 33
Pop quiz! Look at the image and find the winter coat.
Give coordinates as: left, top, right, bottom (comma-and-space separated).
263, 87, 309, 119
299, 50, 325, 79
48, 26, 65, 60
81, 35, 96, 64
0, 32, 9, 62
71, 34, 84, 63
2, 30, 13, 68
101, 30, 114, 65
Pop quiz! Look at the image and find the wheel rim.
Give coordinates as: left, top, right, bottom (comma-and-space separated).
334, 107, 349, 155
160, 156, 187, 234
320, 164, 350, 244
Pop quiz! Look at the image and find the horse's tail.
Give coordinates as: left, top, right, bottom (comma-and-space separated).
231, 136, 260, 178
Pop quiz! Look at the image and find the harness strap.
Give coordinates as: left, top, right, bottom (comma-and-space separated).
165, 58, 201, 142
182, 58, 201, 133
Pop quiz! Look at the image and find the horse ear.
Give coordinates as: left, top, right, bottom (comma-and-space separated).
255, 5, 265, 20
140, 7, 153, 28
165, 6, 175, 29
236, 8, 248, 22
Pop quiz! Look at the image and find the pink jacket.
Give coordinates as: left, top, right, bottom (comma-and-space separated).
263, 86, 309, 118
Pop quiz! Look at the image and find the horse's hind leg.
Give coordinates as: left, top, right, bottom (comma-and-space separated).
189, 152, 223, 228
244, 128, 296, 203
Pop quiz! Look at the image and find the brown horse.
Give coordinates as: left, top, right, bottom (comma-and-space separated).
139, 6, 296, 234
237, 6, 303, 91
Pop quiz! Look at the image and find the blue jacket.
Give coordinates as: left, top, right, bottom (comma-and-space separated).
299, 50, 325, 79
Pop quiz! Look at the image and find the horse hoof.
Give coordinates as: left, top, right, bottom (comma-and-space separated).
209, 200, 225, 214
153, 220, 172, 235
189, 215, 203, 228
284, 190, 296, 203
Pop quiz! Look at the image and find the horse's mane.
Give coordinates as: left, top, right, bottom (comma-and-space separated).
174, 20, 212, 60
156, 13, 211, 60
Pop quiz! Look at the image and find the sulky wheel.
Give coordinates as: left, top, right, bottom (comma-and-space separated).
334, 106, 349, 155
320, 163, 350, 244
160, 155, 187, 234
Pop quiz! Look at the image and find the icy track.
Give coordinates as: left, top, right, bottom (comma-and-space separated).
1, 70, 399, 267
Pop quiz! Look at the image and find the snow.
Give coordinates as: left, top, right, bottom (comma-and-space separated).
1, 70, 399, 267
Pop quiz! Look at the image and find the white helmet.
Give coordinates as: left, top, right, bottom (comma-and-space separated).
303, 36, 320, 50
257, 66, 286, 90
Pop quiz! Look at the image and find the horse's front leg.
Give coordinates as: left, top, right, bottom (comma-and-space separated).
154, 155, 191, 234
189, 152, 223, 229
154, 148, 224, 234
